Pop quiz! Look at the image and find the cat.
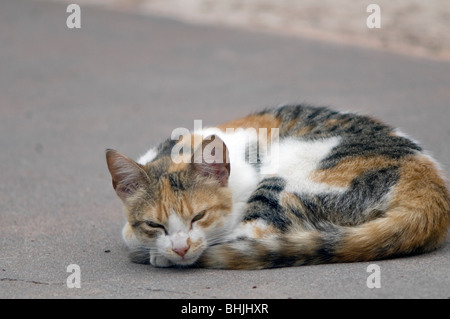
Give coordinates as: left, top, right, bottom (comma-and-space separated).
105, 104, 449, 269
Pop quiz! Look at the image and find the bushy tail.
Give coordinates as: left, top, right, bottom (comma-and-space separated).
199, 209, 448, 269
199, 157, 450, 269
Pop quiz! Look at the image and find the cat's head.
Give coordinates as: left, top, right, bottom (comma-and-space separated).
105, 135, 232, 266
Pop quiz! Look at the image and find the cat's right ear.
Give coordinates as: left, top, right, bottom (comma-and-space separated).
105, 149, 149, 203
190, 135, 231, 187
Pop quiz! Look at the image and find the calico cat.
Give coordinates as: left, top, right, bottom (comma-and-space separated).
106, 104, 449, 269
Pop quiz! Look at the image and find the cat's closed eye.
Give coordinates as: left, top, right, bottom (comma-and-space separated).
191, 210, 207, 224
145, 221, 167, 234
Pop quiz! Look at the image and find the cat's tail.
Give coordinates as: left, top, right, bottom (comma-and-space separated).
199, 156, 450, 269
199, 210, 448, 269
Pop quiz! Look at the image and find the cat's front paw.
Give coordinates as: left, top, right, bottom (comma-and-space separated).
150, 254, 173, 268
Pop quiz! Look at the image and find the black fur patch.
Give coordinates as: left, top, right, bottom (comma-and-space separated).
243, 177, 290, 231
320, 136, 421, 169
245, 142, 262, 172
166, 172, 189, 192
265, 105, 423, 165
293, 166, 400, 227
152, 138, 178, 161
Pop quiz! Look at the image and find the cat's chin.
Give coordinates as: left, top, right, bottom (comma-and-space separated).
149, 254, 200, 268
168, 254, 201, 268
150, 254, 172, 268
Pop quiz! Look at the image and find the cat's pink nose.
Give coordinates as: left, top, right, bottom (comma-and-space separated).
173, 245, 190, 257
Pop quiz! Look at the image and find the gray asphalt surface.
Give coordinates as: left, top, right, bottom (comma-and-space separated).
1, 0, 449, 299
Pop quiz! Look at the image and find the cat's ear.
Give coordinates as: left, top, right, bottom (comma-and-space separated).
105, 149, 149, 203
191, 135, 231, 187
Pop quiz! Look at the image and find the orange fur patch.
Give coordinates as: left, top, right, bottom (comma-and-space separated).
217, 113, 281, 130
311, 156, 402, 188
334, 154, 450, 261
217, 113, 282, 142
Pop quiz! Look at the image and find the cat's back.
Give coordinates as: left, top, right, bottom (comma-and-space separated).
200, 105, 449, 269
219, 105, 424, 194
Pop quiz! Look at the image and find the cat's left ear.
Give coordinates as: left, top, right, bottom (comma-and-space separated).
105, 149, 149, 204
191, 135, 231, 187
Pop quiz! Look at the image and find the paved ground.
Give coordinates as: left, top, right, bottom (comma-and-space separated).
1, 0, 449, 299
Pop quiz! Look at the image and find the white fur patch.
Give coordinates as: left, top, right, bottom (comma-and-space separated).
230, 219, 272, 240
167, 210, 189, 233
121, 222, 141, 249
165, 211, 194, 251
198, 127, 261, 218
137, 147, 158, 165
263, 136, 346, 195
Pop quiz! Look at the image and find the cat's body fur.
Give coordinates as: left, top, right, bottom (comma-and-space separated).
106, 105, 449, 269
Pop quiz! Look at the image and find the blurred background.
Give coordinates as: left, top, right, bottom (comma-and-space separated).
67, 0, 450, 61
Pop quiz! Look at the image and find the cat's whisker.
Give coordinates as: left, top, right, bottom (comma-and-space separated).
206, 231, 232, 247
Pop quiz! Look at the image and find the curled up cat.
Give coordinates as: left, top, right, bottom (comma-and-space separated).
105, 104, 449, 269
